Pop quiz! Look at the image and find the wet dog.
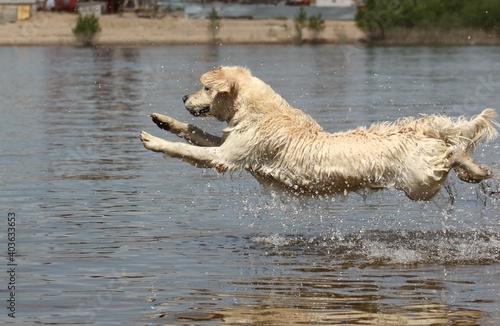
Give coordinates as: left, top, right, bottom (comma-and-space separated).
140, 66, 498, 200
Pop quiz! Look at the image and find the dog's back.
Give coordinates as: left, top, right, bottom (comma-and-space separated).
225, 106, 498, 199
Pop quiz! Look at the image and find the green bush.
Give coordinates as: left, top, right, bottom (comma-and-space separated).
294, 7, 308, 44
73, 14, 101, 47
308, 13, 326, 42
294, 8, 326, 44
356, 0, 500, 39
208, 7, 221, 43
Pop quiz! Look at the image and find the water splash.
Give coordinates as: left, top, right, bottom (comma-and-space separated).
250, 229, 500, 266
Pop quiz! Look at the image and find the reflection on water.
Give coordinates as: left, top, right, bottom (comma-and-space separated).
143, 229, 496, 325
0, 45, 499, 325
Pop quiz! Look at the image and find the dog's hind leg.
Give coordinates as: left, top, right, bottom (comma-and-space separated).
150, 113, 223, 147
446, 147, 493, 183
140, 131, 226, 170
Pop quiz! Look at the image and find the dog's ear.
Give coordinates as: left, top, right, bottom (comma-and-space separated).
200, 68, 238, 97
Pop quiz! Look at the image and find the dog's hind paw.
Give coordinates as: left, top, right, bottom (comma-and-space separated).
489, 167, 500, 181
215, 162, 229, 174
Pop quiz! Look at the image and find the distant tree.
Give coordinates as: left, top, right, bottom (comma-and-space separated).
307, 13, 326, 43
208, 7, 221, 44
294, 7, 307, 45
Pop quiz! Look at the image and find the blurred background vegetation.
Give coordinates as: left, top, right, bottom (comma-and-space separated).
356, 0, 500, 41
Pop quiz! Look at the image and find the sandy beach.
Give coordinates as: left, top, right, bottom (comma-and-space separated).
0, 12, 366, 47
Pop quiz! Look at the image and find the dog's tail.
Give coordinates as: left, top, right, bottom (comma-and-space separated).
437, 108, 499, 152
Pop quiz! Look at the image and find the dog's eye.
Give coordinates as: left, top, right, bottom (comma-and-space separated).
204, 86, 210, 92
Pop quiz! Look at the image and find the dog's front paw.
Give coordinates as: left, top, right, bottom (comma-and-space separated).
140, 131, 166, 153
151, 113, 176, 131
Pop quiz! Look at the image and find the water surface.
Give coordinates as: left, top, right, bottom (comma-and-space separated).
0, 45, 499, 325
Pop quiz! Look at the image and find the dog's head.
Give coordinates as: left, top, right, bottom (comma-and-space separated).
183, 66, 249, 122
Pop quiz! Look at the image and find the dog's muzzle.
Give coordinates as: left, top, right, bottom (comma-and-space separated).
183, 94, 210, 117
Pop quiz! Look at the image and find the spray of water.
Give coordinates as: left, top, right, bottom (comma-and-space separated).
236, 182, 500, 266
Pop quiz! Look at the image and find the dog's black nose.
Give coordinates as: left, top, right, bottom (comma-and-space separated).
182, 95, 188, 103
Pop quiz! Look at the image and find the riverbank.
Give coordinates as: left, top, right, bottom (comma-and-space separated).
0, 12, 366, 47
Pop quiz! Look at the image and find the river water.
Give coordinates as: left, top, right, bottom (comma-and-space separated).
1, 45, 499, 325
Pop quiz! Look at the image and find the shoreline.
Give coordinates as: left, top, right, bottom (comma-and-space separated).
2, 12, 499, 47
368, 28, 500, 46
0, 12, 366, 47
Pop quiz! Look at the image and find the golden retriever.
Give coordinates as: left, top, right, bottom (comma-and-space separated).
140, 66, 498, 200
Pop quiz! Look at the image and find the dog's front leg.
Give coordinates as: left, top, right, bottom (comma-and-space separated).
140, 131, 227, 170
151, 113, 223, 147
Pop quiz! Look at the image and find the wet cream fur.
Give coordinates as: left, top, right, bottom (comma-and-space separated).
140, 66, 498, 200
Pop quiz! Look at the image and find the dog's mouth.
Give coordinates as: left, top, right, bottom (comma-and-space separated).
188, 106, 211, 117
